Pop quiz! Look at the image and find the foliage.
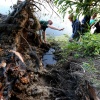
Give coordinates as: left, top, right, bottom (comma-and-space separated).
82, 61, 100, 87
79, 33, 100, 56
56, 33, 100, 59
82, 62, 97, 73
54, 0, 100, 16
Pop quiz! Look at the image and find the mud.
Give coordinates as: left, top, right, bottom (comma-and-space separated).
0, 0, 99, 100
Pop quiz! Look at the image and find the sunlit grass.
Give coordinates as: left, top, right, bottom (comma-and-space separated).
54, 34, 69, 41
47, 34, 69, 42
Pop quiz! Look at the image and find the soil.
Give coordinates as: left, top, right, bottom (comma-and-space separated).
0, 39, 100, 100
0, 0, 100, 100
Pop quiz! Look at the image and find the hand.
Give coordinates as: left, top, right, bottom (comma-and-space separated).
59, 28, 64, 31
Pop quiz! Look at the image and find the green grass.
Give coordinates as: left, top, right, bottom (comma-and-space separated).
47, 34, 69, 42
54, 34, 69, 41
47, 32, 100, 58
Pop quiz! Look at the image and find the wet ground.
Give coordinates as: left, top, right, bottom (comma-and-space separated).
42, 48, 57, 67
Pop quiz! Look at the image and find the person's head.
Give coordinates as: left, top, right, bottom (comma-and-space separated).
48, 20, 53, 25
68, 13, 74, 22
91, 13, 97, 19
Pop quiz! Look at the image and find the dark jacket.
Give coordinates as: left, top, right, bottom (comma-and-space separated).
72, 19, 81, 39
82, 15, 90, 25
95, 21, 100, 33
81, 15, 90, 33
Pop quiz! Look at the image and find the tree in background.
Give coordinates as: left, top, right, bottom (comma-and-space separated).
54, 0, 100, 16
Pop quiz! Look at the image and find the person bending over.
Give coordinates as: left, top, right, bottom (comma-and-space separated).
39, 20, 64, 43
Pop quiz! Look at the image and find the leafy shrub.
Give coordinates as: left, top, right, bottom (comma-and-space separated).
58, 33, 100, 58
80, 33, 100, 56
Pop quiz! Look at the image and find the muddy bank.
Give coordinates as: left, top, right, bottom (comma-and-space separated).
0, 48, 99, 100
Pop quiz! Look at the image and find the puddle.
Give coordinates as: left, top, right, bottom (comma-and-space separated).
42, 48, 57, 67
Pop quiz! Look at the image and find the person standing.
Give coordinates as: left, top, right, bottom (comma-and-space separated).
68, 14, 81, 41
89, 13, 97, 27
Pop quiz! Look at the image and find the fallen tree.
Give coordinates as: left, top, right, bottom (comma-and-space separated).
0, 0, 50, 99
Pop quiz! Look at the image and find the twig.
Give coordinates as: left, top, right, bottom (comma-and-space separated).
45, 0, 61, 18
20, 33, 32, 51
31, 4, 41, 11
34, 1, 50, 12
70, 62, 85, 73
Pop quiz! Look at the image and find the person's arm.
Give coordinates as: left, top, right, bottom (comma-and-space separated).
47, 25, 64, 31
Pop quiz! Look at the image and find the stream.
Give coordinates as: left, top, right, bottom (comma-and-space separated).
42, 48, 57, 67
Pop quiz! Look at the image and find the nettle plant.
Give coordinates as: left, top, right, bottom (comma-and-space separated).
79, 33, 100, 56
58, 33, 100, 58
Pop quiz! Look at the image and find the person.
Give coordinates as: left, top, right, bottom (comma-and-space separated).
89, 13, 97, 27
39, 20, 64, 43
94, 20, 100, 33
68, 14, 81, 42
91, 20, 100, 34
81, 15, 91, 33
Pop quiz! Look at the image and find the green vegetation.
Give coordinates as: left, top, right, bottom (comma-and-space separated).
82, 62, 97, 73
82, 61, 100, 87
54, 0, 100, 16
47, 33, 100, 60
47, 33, 100, 87
58, 33, 100, 57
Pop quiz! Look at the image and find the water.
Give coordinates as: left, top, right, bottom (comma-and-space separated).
42, 48, 57, 67
46, 21, 72, 37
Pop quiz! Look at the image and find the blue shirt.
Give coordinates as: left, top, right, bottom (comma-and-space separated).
72, 19, 81, 39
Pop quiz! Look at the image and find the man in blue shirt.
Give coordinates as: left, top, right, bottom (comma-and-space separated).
68, 14, 81, 41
